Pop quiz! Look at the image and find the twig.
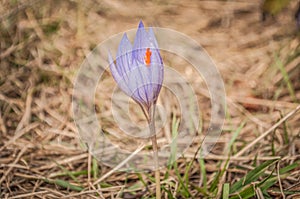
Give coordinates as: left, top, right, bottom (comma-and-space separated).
228, 99, 269, 128
15, 87, 33, 132
277, 161, 286, 199
0, 35, 36, 59
25, 9, 45, 40
0, 146, 28, 184
88, 182, 105, 199
92, 144, 145, 186
37, 153, 88, 170
88, 151, 92, 187
0, 110, 7, 135
234, 105, 300, 157
7, 191, 49, 199
230, 96, 298, 109
0, 122, 39, 151
0, 0, 41, 21
61, 187, 125, 198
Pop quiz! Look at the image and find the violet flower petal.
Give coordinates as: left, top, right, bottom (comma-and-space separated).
109, 21, 164, 108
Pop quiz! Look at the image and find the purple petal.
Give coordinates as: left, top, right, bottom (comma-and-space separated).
109, 51, 133, 99
133, 22, 151, 64
116, 33, 132, 75
138, 20, 144, 29
109, 21, 164, 108
148, 28, 163, 65
148, 27, 159, 48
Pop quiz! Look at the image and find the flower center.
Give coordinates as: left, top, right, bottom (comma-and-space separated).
144, 48, 152, 66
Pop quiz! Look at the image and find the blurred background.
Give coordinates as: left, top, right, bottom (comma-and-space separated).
0, 0, 299, 198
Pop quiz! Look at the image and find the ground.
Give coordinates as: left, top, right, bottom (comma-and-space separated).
0, 0, 300, 198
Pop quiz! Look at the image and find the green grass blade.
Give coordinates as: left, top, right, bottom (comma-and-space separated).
43, 178, 84, 192
136, 172, 147, 188
198, 153, 207, 192
99, 182, 113, 188
55, 162, 81, 184
229, 184, 255, 199
279, 162, 299, 174
174, 160, 192, 198
210, 157, 230, 194
260, 177, 277, 192
227, 122, 245, 152
51, 170, 88, 177
230, 159, 278, 193
223, 183, 230, 199
161, 185, 175, 199
168, 115, 179, 169
275, 55, 297, 102
92, 157, 99, 179
53, 179, 84, 191
209, 170, 221, 193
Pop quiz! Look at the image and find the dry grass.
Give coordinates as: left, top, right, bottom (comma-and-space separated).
0, 0, 300, 198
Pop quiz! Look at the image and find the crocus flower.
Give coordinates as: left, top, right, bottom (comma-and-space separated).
108, 21, 164, 111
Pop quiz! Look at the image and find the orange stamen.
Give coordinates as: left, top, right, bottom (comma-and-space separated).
144, 48, 152, 66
